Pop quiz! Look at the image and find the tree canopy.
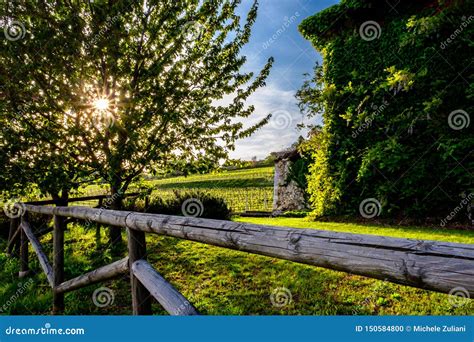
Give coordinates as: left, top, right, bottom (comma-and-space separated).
1, 0, 273, 201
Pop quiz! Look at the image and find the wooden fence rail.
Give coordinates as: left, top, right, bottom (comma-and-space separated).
132, 260, 199, 316
5, 203, 474, 315
21, 216, 54, 287
55, 257, 129, 294
6, 192, 143, 257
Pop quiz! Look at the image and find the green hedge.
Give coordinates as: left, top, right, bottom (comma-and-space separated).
299, 0, 473, 220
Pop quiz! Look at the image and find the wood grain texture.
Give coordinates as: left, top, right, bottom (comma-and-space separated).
55, 257, 129, 294
21, 217, 54, 287
19, 218, 29, 277
132, 260, 199, 316
7, 217, 20, 256
24, 205, 474, 296
53, 215, 66, 314
7, 223, 21, 255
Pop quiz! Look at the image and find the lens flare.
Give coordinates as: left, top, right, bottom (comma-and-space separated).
93, 98, 110, 111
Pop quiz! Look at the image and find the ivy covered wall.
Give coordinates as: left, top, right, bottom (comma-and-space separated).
298, 0, 473, 220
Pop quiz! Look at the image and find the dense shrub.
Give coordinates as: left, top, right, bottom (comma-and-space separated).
0, 211, 51, 240
124, 190, 232, 220
0, 214, 9, 239
298, 0, 473, 220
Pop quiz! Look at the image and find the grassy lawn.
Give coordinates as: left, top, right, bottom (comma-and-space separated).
1, 217, 472, 315
234, 217, 474, 244
148, 166, 274, 189
145, 166, 274, 212
70, 166, 274, 212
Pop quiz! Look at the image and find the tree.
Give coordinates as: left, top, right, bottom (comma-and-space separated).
1, 0, 273, 244
0, 102, 88, 204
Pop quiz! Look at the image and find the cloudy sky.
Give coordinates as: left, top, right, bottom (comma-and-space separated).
228, 0, 339, 159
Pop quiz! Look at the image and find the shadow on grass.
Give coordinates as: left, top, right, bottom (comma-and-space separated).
1, 223, 472, 315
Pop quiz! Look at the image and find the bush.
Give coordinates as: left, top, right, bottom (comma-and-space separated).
124, 190, 232, 220
0, 214, 9, 239
0, 211, 51, 240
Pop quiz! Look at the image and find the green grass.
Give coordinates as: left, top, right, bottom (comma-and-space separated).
1, 217, 472, 315
234, 217, 474, 244
149, 166, 274, 189
146, 167, 274, 212
149, 187, 273, 212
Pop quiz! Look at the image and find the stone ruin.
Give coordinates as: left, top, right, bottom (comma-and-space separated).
272, 148, 307, 215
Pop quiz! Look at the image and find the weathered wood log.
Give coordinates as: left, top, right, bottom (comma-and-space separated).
127, 228, 152, 315
36, 227, 53, 238
21, 217, 54, 287
23, 204, 474, 296
7, 224, 21, 256
144, 196, 150, 212
132, 260, 199, 316
95, 198, 104, 250
19, 214, 29, 278
53, 215, 66, 314
55, 257, 129, 294
7, 217, 17, 246
7, 217, 20, 256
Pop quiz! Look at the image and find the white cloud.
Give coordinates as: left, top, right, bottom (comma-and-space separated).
218, 82, 312, 160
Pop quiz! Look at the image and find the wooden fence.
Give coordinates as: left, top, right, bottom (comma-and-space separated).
5, 200, 474, 315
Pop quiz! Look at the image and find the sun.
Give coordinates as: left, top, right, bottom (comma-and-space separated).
93, 98, 110, 111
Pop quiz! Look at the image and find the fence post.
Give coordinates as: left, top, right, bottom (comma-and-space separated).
53, 214, 66, 314
95, 198, 103, 249
19, 214, 29, 278
145, 196, 150, 212
8, 217, 20, 257
127, 228, 152, 315
263, 190, 268, 211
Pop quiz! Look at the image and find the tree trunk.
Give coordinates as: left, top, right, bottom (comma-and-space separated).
109, 183, 124, 250
51, 190, 68, 314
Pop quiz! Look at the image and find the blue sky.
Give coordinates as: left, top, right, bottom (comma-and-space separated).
228, 0, 339, 159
